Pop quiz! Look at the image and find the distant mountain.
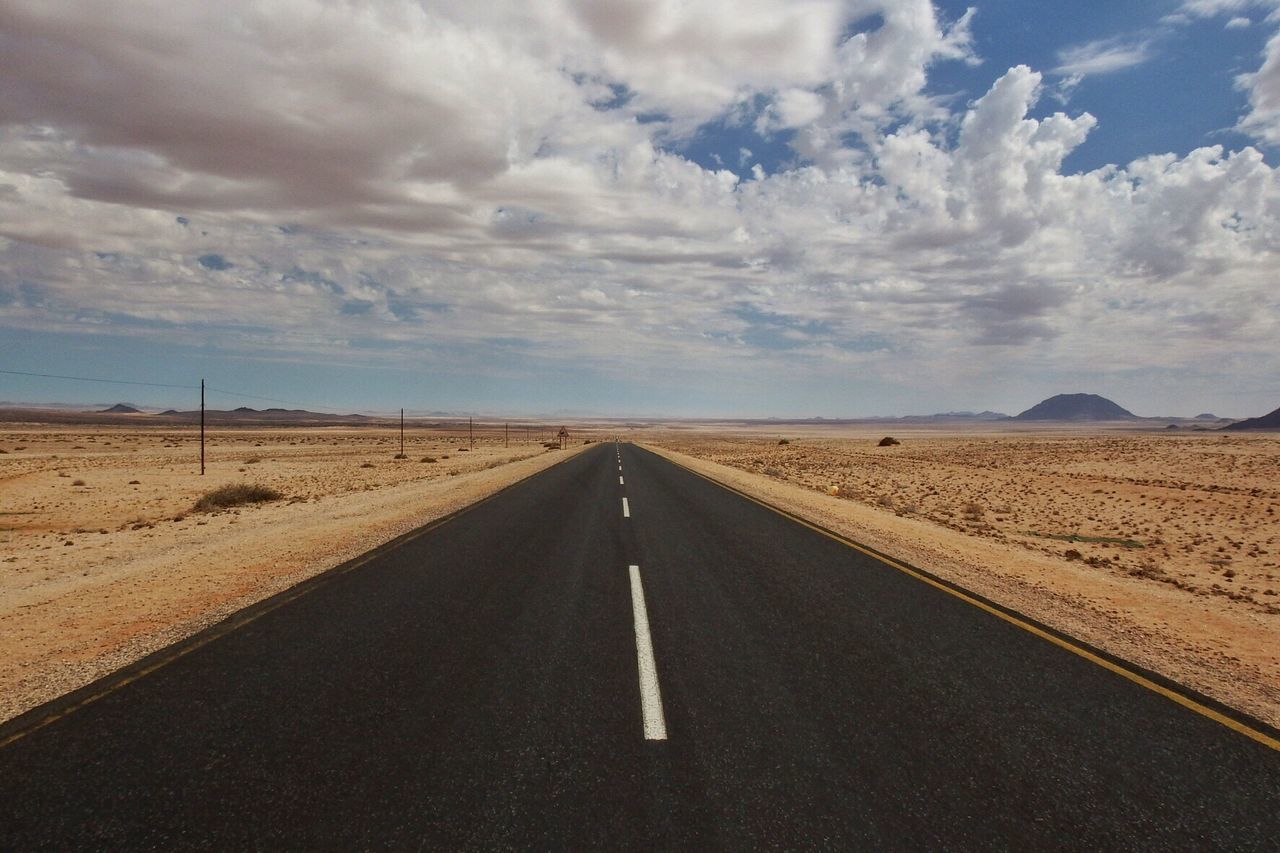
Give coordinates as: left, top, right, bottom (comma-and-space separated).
158, 407, 376, 424
1194, 413, 1220, 421
932, 410, 1008, 420
1222, 405, 1280, 431
1013, 393, 1137, 421
892, 410, 1009, 423
0, 405, 381, 426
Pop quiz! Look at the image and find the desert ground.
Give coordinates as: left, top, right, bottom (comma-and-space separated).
3, 418, 1279, 730
0, 421, 587, 723
639, 426, 1280, 727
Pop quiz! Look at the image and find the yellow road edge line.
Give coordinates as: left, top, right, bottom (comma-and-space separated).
0, 446, 591, 751
651, 447, 1280, 754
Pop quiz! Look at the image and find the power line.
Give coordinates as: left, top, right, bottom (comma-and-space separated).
204, 386, 309, 407
1, 368, 317, 409
2, 367, 396, 417
0, 368, 198, 390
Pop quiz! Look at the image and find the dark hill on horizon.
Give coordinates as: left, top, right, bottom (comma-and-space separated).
1222, 405, 1280, 431
0, 405, 381, 427
1013, 393, 1137, 421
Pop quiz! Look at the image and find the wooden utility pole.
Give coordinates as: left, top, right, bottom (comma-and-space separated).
400, 408, 404, 457
200, 378, 205, 476
469, 416, 474, 451
505, 422, 508, 448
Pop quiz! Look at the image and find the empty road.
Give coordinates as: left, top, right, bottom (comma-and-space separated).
2, 442, 1278, 849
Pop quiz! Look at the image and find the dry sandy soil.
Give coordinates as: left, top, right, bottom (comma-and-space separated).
641, 426, 1280, 728
4, 418, 1278, 732
0, 422, 587, 723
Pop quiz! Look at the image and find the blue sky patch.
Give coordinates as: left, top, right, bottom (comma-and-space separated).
197, 253, 233, 271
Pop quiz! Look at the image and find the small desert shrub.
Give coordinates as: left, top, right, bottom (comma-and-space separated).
244, 457, 262, 464
778, 438, 790, 445
72, 479, 86, 486
393, 453, 408, 459
876, 494, 894, 509
1064, 549, 1083, 561
420, 456, 437, 463
878, 436, 900, 447
194, 483, 283, 512
128, 480, 140, 485
962, 501, 983, 518
360, 462, 375, 468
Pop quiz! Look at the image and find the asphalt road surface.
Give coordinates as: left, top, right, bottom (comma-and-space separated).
2, 442, 1278, 849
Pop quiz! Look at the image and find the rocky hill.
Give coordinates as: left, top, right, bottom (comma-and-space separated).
1222, 405, 1280, 431
1013, 393, 1137, 421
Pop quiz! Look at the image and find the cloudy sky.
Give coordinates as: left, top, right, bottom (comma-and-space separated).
1, 0, 1278, 418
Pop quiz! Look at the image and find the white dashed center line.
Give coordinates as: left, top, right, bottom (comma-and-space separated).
622, 497, 630, 517
628, 565, 668, 741
619, 476, 625, 485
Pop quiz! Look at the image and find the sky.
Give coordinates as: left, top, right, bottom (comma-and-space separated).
1, 0, 1279, 418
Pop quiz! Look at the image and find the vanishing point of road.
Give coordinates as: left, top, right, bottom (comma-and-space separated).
2, 443, 1278, 849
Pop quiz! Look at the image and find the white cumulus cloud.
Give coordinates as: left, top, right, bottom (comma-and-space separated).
0, 0, 1277, 415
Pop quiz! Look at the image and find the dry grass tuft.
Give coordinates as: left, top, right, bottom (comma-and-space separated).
193, 483, 283, 512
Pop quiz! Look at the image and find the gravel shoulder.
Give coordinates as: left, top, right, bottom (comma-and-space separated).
642, 441, 1280, 729
0, 430, 587, 723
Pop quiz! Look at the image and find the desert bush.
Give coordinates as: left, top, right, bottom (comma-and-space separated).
420, 456, 437, 463
778, 438, 790, 445
360, 462, 375, 468
876, 493, 894, 509
193, 483, 283, 512
393, 453, 408, 459
1064, 549, 1083, 561
244, 457, 261, 464
878, 437, 900, 447
72, 479, 86, 486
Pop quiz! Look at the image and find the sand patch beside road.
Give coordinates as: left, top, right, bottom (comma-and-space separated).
0, 425, 587, 723
642, 432, 1280, 728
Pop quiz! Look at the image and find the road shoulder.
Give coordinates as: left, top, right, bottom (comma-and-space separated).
639, 442, 1280, 730
0, 444, 591, 724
